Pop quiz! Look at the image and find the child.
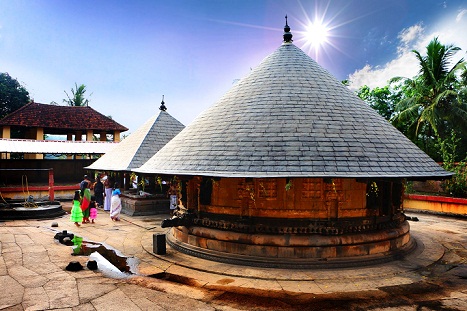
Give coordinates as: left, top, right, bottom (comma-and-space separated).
70, 190, 83, 227
89, 200, 98, 224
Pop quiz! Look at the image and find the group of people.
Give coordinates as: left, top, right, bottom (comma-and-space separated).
69, 175, 97, 227
70, 174, 123, 226
70, 174, 181, 226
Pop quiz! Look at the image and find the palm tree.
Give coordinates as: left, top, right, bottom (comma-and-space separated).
391, 37, 467, 143
63, 83, 91, 106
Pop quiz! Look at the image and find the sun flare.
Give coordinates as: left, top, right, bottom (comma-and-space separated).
305, 21, 329, 48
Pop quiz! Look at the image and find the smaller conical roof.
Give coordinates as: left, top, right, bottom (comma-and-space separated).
86, 110, 184, 171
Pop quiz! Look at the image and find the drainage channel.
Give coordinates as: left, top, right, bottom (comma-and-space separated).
54, 230, 137, 277
54, 230, 199, 286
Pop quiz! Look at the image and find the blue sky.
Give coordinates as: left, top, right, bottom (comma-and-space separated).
1, 0, 466, 135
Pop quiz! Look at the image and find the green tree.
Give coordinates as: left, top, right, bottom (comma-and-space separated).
390, 37, 467, 142
63, 83, 91, 106
0, 73, 30, 119
438, 131, 467, 198
356, 85, 399, 120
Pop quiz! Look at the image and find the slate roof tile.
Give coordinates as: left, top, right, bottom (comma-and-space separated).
86, 110, 184, 171
135, 43, 451, 179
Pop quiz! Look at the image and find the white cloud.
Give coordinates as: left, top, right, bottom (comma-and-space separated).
398, 23, 424, 47
348, 9, 467, 90
348, 52, 420, 90
456, 9, 467, 22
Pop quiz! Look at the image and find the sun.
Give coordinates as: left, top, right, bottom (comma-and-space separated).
305, 21, 329, 48
295, 15, 336, 61
292, 1, 349, 62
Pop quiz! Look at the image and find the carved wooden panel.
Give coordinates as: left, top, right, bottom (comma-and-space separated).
301, 178, 322, 199
257, 178, 277, 198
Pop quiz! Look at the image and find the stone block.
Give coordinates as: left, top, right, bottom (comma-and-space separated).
277, 246, 295, 258
121, 196, 169, 216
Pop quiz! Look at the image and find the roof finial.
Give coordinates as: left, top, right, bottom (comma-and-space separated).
159, 95, 167, 111
283, 15, 293, 43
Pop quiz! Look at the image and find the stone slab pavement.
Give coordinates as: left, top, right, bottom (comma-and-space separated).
0, 203, 466, 310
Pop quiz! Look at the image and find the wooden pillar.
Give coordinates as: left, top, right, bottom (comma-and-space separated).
118, 172, 124, 191
25, 127, 44, 159
36, 127, 44, 140
100, 131, 107, 141
48, 168, 54, 202
1, 126, 11, 159
34, 127, 44, 159
86, 129, 93, 141
85, 130, 94, 159
113, 130, 120, 142
75, 131, 84, 159
1, 125, 10, 138
67, 133, 73, 159
124, 172, 130, 191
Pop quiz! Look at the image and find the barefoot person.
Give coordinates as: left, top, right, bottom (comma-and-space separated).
110, 189, 122, 221
70, 190, 83, 227
93, 176, 104, 208
80, 181, 91, 224
89, 200, 98, 223
103, 175, 112, 211
168, 179, 178, 216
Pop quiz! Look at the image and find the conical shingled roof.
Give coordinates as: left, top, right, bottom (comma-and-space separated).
86, 110, 184, 171
135, 43, 451, 179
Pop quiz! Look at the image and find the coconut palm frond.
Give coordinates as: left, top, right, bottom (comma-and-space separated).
63, 83, 91, 106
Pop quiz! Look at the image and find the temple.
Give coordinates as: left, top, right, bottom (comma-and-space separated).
0, 102, 127, 159
86, 98, 184, 215
134, 20, 451, 267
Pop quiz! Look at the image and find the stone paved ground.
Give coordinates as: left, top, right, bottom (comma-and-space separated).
0, 205, 466, 311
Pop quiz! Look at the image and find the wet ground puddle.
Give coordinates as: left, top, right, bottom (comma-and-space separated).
54, 230, 136, 275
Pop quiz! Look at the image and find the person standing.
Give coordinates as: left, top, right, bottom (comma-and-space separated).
81, 182, 91, 224
103, 175, 112, 211
80, 175, 91, 193
168, 180, 178, 216
70, 190, 83, 227
89, 200, 98, 223
110, 188, 122, 221
93, 176, 104, 208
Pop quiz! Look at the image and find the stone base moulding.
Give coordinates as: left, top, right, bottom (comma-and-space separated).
166, 221, 415, 269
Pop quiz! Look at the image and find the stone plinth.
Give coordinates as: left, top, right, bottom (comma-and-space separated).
167, 220, 414, 267
167, 176, 412, 265
121, 194, 169, 216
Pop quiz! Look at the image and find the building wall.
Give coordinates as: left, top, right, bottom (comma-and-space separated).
186, 177, 402, 220
0, 159, 94, 185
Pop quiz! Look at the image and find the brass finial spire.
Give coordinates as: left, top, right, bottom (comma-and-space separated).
159, 95, 167, 111
283, 15, 293, 43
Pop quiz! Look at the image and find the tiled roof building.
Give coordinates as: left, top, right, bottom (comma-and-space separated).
0, 102, 128, 159
86, 107, 184, 171
0, 102, 127, 134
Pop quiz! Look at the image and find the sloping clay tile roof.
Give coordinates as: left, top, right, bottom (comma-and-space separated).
86, 110, 184, 171
135, 43, 451, 180
0, 102, 128, 132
